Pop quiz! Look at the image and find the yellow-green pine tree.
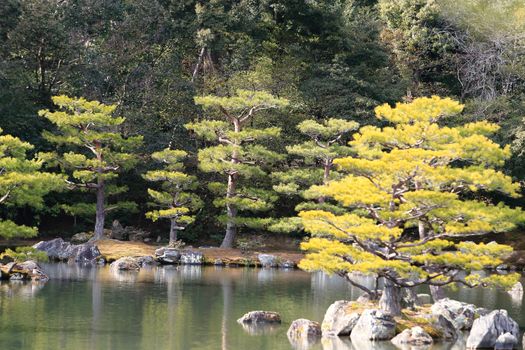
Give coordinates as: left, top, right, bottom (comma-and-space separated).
299, 96, 523, 315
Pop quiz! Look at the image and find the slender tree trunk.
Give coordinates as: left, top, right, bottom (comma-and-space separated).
318, 159, 331, 203
430, 285, 446, 301
94, 177, 105, 240
222, 174, 237, 248
221, 119, 241, 248
169, 218, 178, 245
379, 279, 402, 316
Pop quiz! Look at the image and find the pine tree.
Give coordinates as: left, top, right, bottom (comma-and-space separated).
186, 89, 288, 248
271, 118, 359, 232
143, 148, 202, 245
0, 128, 64, 238
39, 95, 143, 240
299, 96, 524, 315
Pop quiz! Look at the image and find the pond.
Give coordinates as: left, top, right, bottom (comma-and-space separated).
0, 264, 523, 350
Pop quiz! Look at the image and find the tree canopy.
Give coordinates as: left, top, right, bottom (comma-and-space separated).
299, 96, 524, 314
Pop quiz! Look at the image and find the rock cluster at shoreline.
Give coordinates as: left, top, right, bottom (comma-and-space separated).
31, 238, 300, 270
0, 260, 48, 281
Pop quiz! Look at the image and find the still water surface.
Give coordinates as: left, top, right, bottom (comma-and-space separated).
0, 264, 523, 350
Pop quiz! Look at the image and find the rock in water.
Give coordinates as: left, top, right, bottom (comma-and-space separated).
0, 260, 49, 281
466, 309, 519, 349
110, 257, 141, 271
287, 319, 321, 347
350, 309, 396, 341
494, 332, 518, 350
237, 311, 281, 324
391, 326, 433, 347
33, 238, 101, 264
431, 298, 476, 330
321, 300, 361, 336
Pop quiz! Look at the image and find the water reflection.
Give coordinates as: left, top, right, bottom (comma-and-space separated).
0, 264, 522, 350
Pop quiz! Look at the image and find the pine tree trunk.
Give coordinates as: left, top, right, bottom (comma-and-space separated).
221, 119, 240, 249
169, 218, 178, 245
222, 173, 237, 248
93, 177, 105, 240
379, 279, 402, 316
318, 159, 331, 203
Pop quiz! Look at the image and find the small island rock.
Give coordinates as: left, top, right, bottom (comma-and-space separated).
237, 311, 281, 324
287, 318, 321, 343
431, 298, 476, 330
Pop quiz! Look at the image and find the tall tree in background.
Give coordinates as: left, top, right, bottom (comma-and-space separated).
271, 118, 359, 232
143, 148, 202, 245
299, 96, 523, 315
0, 128, 63, 238
39, 96, 143, 240
186, 90, 288, 248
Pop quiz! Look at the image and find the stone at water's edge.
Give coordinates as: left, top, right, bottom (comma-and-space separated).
433, 314, 458, 341
110, 257, 141, 271
430, 298, 476, 330
237, 311, 281, 324
350, 309, 396, 341
155, 247, 203, 265
258, 254, 277, 268
287, 319, 321, 347
180, 251, 203, 265
466, 309, 519, 349
135, 255, 159, 267
155, 247, 181, 264
391, 326, 433, 347
0, 260, 48, 281
321, 300, 361, 336
33, 238, 101, 264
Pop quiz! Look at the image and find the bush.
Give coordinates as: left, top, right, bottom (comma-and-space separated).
1, 247, 49, 262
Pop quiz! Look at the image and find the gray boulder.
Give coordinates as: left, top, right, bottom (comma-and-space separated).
110, 220, 127, 240
466, 309, 519, 349
391, 326, 433, 347
321, 300, 361, 336
350, 309, 396, 341
70, 232, 92, 244
494, 332, 518, 350
110, 257, 141, 271
155, 247, 181, 264
258, 254, 278, 267
431, 298, 476, 330
33, 238, 101, 264
279, 260, 295, 268
180, 251, 203, 265
237, 311, 281, 324
432, 314, 458, 341
287, 319, 321, 346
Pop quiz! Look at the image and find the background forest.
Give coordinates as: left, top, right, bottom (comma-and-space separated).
2, 0, 525, 246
